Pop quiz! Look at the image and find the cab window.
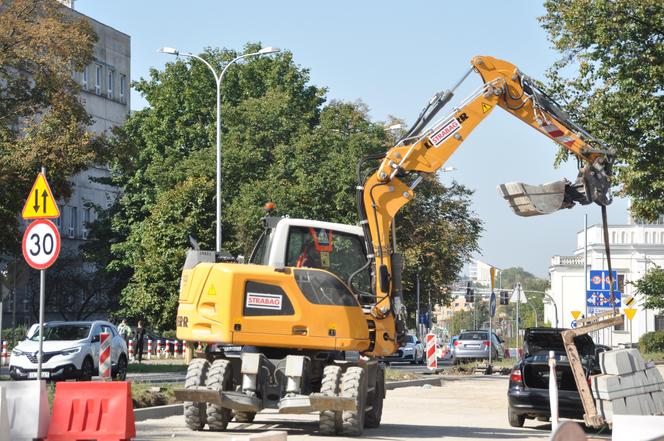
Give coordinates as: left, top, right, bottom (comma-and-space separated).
285, 226, 370, 293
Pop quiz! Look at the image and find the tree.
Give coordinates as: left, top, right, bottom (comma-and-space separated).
0, 0, 102, 253
632, 266, 664, 311
539, 0, 664, 220
496, 267, 551, 336
105, 44, 483, 331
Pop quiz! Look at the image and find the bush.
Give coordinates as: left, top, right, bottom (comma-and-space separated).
1, 325, 29, 348
639, 331, 664, 353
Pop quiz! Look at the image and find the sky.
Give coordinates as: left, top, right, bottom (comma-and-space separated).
74, 0, 628, 277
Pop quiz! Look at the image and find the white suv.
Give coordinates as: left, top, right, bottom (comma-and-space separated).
9, 320, 128, 381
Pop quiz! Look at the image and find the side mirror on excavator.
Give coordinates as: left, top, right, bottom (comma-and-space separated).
379, 265, 390, 294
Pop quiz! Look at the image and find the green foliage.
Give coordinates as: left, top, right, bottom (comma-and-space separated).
631, 266, 664, 311
105, 44, 482, 331
1, 325, 29, 349
497, 267, 550, 331
540, 0, 664, 220
0, 0, 102, 253
639, 331, 664, 353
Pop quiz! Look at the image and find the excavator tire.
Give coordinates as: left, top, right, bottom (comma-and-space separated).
206, 359, 233, 431
364, 365, 384, 428
234, 411, 256, 423
184, 358, 210, 431
319, 365, 343, 435
340, 366, 367, 436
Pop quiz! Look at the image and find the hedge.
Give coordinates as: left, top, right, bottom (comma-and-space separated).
639, 331, 664, 353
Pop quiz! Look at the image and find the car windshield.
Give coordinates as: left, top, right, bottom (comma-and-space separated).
459, 331, 487, 341
406, 335, 416, 344
30, 324, 90, 341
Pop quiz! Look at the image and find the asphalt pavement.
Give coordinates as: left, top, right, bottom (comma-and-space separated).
136, 376, 602, 441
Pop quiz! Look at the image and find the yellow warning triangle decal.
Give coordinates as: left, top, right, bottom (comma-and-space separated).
21, 173, 60, 219
624, 308, 637, 321
482, 103, 492, 114
208, 285, 216, 296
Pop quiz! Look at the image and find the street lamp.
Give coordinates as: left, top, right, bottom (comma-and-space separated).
158, 46, 280, 253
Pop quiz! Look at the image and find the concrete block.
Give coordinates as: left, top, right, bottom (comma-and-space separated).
612, 415, 664, 441
0, 387, 9, 441
626, 395, 645, 415
600, 349, 636, 375
651, 391, 664, 414
0, 380, 50, 441
627, 349, 646, 371
638, 393, 656, 415
645, 366, 664, 386
597, 397, 627, 419
231, 431, 287, 441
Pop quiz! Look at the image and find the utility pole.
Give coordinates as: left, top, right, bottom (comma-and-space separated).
416, 269, 420, 339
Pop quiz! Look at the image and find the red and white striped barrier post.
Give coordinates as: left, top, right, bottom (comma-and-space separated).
426, 333, 437, 371
99, 332, 111, 380
147, 339, 152, 360
175, 340, 181, 358
1, 340, 8, 366
128, 339, 134, 361
168, 340, 174, 358
156, 339, 162, 359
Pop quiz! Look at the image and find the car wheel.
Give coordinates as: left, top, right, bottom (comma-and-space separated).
79, 357, 94, 381
114, 355, 128, 381
508, 407, 525, 427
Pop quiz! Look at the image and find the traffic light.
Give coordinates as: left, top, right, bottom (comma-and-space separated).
465, 282, 475, 303
500, 290, 509, 305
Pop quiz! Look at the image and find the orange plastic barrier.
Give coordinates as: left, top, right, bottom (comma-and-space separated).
46, 381, 135, 441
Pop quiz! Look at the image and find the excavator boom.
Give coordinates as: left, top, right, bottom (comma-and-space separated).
357, 55, 615, 357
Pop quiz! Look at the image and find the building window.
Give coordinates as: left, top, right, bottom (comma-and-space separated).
615, 314, 625, 331
69, 206, 77, 238
82, 66, 88, 90
655, 315, 664, 331
54, 205, 63, 229
107, 70, 114, 99
95, 65, 102, 95
120, 74, 126, 101
84, 207, 91, 226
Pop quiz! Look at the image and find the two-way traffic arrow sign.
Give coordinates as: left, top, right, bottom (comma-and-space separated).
21, 173, 59, 219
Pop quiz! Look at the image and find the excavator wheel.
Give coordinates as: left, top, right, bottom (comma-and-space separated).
183, 358, 210, 431
364, 365, 385, 428
206, 359, 233, 430
319, 365, 343, 435
234, 411, 256, 423
340, 366, 367, 436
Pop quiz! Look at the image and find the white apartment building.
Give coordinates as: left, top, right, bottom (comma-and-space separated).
547, 209, 664, 347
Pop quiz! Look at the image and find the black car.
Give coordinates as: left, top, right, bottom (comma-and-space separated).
507, 327, 605, 427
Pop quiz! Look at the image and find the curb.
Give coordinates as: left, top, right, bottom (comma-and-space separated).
386, 377, 442, 390
135, 403, 183, 422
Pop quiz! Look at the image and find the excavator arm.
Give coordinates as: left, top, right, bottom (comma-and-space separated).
357, 56, 615, 357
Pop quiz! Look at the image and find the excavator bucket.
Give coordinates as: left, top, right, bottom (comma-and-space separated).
497, 180, 570, 217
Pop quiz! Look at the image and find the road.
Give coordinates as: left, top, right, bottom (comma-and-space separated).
137, 376, 600, 441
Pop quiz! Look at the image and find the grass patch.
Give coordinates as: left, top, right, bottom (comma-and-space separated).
384, 368, 421, 381
642, 352, 664, 363
131, 382, 181, 408
127, 363, 187, 374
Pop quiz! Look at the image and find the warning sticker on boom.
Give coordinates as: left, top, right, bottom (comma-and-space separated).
246, 293, 283, 310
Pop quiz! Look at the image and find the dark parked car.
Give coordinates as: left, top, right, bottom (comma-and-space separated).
507, 327, 606, 427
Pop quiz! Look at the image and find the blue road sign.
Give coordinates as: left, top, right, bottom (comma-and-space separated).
589, 270, 617, 291
571, 320, 577, 329
490, 292, 496, 318
586, 289, 621, 308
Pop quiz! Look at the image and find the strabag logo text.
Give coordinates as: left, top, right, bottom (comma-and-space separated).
428, 113, 468, 147
246, 293, 283, 310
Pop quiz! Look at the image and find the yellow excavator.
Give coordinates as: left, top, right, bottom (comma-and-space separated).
174, 56, 615, 435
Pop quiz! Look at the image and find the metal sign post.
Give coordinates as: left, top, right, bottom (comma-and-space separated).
20, 167, 60, 380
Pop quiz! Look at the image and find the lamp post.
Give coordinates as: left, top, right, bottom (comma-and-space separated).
159, 46, 280, 252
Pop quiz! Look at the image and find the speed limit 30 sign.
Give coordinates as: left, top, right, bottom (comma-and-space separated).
22, 219, 61, 270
